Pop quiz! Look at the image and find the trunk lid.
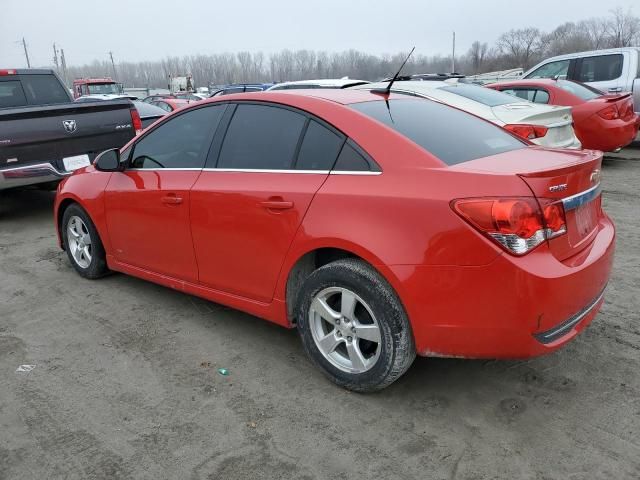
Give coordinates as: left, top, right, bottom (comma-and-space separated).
452, 147, 603, 260
492, 103, 578, 149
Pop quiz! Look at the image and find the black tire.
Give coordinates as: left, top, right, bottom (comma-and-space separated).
296, 258, 416, 392
61, 203, 109, 279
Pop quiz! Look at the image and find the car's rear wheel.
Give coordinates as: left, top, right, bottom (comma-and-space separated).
296, 258, 415, 392
61, 204, 108, 279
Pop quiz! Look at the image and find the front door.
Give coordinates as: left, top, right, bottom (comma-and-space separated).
191, 104, 346, 302
104, 104, 227, 282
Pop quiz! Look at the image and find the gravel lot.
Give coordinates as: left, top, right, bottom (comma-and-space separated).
1, 149, 639, 480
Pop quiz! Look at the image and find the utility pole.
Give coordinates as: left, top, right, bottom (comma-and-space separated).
451, 31, 456, 73
109, 51, 117, 80
60, 48, 68, 87
22, 37, 31, 68
52, 43, 59, 71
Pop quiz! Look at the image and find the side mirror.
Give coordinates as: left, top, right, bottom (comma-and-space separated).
94, 148, 122, 172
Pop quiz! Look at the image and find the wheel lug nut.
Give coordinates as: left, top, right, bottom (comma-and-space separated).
351, 326, 356, 332
347, 336, 353, 342
336, 319, 341, 325
336, 331, 342, 337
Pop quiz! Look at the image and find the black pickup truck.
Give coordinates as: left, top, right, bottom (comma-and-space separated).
0, 69, 140, 190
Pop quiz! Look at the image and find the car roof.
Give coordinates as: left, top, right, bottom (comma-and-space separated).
488, 79, 565, 87
234, 89, 398, 105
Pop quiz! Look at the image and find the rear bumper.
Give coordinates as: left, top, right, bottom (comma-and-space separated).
391, 214, 615, 359
576, 116, 639, 152
0, 162, 71, 190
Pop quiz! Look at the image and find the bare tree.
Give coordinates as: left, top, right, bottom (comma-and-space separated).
467, 41, 489, 74
606, 7, 640, 47
497, 27, 543, 69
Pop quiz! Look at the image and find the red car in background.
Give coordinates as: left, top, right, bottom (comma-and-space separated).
149, 98, 194, 112
54, 90, 615, 391
487, 79, 639, 152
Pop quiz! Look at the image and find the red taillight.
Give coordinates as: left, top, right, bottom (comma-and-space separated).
130, 107, 143, 134
0, 69, 17, 76
504, 124, 549, 140
598, 105, 619, 120
452, 197, 566, 255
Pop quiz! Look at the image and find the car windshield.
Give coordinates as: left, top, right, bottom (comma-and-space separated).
87, 83, 123, 95
556, 80, 602, 101
350, 99, 525, 166
440, 84, 521, 106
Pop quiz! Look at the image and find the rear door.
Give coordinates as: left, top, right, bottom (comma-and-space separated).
570, 53, 627, 94
104, 104, 226, 282
190, 103, 345, 302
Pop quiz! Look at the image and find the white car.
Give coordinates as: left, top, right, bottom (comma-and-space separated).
268, 78, 369, 91
350, 81, 581, 149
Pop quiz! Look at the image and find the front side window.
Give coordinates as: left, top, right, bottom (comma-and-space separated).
576, 54, 623, 82
217, 104, 306, 169
526, 59, 570, 79
296, 120, 345, 170
350, 99, 525, 166
130, 105, 225, 169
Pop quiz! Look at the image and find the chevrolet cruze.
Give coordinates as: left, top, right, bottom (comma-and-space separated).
54, 90, 615, 391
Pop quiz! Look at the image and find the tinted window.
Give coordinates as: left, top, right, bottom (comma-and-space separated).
440, 84, 519, 106
218, 104, 306, 169
222, 87, 245, 95
19, 74, 70, 105
534, 89, 550, 103
557, 80, 601, 100
0, 80, 28, 108
526, 59, 570, 79
577, 54, 623, 82
130, 105, 225, 169
334, 143, 370, 171
350, 99, 525, 166
501, 88, 536, 102
296, 120, 345, 170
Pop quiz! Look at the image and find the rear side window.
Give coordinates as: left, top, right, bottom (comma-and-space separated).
440, 84, 519, 106
526, 59, 570, 79
350, 99, 525, 166
296, 120, 345, 170
0, 80, 28, 108
130, 105, 225, 169
218, 104, 306, 169
19, 74, 70, 105
557, 80, 601, 100
334, 143, 370, 171
576, 54, 623, 82
500, 88, 536, 102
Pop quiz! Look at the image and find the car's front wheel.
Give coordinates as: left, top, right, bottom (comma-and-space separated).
296, 258, 416, 392
61, 204, 108, 279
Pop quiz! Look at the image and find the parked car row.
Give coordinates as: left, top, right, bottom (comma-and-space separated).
2, 46, 633, 391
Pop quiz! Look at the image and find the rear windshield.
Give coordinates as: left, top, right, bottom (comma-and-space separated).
0, 80, 28, 108
350, 99, 525, 165
19, 74, 70, 105
557, 80, 602, 101
440, 84, 519, 107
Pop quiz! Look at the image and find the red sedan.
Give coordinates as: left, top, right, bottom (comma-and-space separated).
487, 79, 639, 152
54, 90, 615, 391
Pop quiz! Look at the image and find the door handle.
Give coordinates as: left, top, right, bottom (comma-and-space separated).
260, 200, 294, 210
161, 194, 183, 205
608, 87, 623, 93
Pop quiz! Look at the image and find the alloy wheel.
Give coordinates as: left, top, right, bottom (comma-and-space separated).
67, 216, 92, 269
308, 287, 382, 373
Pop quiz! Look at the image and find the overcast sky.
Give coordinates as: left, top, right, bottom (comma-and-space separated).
1, 0, 638, 67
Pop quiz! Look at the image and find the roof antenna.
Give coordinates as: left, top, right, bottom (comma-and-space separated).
372, 47, 415, 95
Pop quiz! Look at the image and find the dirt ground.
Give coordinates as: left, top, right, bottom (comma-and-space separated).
1, 149, 639, 480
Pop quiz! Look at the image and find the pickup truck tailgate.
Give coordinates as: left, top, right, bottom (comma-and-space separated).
0, 100, 135, 171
